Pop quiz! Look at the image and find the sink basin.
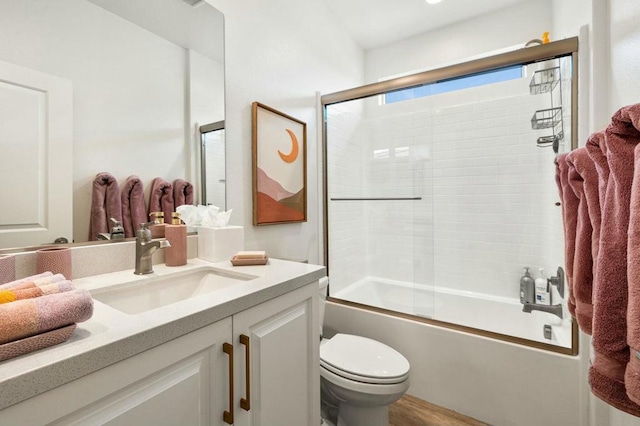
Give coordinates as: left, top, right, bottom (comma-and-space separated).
91, 267, 257, 315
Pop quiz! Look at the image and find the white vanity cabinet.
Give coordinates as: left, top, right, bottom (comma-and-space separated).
0, 281, 319, 426
233, 282, 319, 426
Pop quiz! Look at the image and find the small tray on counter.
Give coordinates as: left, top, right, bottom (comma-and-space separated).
230, 255, 269, 266
0, 324, 77, 362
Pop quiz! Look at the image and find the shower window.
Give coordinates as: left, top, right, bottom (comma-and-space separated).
323, 39, 578, 354
384, 64, 523, 104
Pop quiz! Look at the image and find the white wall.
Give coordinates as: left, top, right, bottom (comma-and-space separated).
208, 0, 364, 264
365, 0, 552, 84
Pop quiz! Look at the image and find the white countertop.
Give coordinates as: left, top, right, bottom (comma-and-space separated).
0, 258, 326, 410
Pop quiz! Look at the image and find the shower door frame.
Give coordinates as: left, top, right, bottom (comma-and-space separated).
321, 37, 579, 355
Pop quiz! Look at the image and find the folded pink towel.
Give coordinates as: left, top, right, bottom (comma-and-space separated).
0, 273, 66, 291
148, 178, 174, 224
121, 175, 147, 238
0, 281, 74, 304
89, 172, 123, 241
0, 289, 93, 345
555, 153, 578, 318
173, 179, 193, 208
589, 104, 640, 416
565, 147, 597, 335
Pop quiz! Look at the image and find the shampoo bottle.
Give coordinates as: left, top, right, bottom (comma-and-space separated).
535, 268, 550, 305
520, 267, 535, 304
165, 212, 187, 267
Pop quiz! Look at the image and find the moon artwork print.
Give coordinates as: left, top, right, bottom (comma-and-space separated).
252, 102, 307, 225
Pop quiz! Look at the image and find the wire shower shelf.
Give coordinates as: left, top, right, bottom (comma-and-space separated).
529, 67, 560, 95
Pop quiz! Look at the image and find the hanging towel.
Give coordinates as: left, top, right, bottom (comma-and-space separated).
554, 154, 578, 318
148, 178, 174, 223
589, 104, 640, 416
0, 281, 74, 304
0, 289, 93, 345
88, 172, 123, 241
565, 147, 598, 335
623, 105, 640, 407
121, 175, 147, 238
173, 179, 194, 208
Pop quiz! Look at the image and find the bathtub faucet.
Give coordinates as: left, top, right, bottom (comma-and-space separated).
522, 303, 563, 320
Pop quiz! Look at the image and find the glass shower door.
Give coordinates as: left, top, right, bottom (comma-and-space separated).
325, 95, 435, 319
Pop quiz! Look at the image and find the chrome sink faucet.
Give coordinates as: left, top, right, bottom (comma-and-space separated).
522, 302, 563, 320
134, 221, 171, 275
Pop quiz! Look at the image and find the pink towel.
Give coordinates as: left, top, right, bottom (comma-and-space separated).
623, 105, 640, 407
555, 154, 578, 318
88, 172, 123, 241
173, 179, 194, 208
0, 273, 66, 291
148, 178, 174, 224
565, 147, 598, 335
121, 175, 147, 238
589, 104, 640, 416
0, 281, 74, 304
0, 289, 93, 345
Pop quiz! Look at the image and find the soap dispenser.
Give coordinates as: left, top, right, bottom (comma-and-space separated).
520, 267, 535, 304
165, 212, 187, 267
535, 268, 550, 305
149, 211, 166, 238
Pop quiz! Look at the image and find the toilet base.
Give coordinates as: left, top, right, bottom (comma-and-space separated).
336, 403, 388, 426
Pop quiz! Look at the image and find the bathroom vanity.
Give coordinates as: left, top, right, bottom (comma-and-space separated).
0, 258, 324, 425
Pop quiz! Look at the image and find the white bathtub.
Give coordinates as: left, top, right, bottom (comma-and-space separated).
323, 293, 586, 426
332, 276, 573, 349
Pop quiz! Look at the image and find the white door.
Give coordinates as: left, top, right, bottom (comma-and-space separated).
233, 284, 320, 426
0, 59, 73, 248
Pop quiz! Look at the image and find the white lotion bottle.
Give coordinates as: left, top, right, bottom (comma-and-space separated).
535, 268, 550, 305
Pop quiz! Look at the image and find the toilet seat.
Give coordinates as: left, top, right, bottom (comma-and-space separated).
320, 334, 410, 385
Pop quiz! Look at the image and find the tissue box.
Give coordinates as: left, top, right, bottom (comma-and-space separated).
197, 226, 244, 263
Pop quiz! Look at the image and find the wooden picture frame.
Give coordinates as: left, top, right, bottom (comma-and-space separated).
252, 102, 307, 225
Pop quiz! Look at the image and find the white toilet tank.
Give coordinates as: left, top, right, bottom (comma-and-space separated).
319, 277, 329, 337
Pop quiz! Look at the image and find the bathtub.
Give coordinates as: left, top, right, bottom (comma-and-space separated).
332, 277, 573, 349
326, 277, 586, 426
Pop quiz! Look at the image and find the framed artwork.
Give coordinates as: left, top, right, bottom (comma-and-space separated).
252, 102, 307, 225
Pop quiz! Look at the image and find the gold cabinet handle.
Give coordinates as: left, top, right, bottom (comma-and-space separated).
223, 343, 234, 424
240, 334, 251, 411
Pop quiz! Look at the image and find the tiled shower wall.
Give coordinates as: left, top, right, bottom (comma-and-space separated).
327, 63, 568, 300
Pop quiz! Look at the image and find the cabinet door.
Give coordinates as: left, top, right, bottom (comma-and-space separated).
233, 284, 320, 426
0, 318, 233, 426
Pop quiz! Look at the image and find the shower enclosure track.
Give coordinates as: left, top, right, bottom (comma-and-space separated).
330, 197, 422, 201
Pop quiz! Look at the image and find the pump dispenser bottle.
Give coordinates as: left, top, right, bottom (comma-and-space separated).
520, 267, 535, 304
149, 211, 166, 238
535, 268, 550, 305
165, 212, 187, 266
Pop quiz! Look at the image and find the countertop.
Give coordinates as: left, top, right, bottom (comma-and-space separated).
0, 258, 326, 411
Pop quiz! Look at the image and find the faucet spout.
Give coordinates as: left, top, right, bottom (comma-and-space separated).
522, 302, 563, 319
134, 222, 171, 275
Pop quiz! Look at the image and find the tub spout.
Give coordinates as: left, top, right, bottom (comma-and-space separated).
522, 303, 563, 319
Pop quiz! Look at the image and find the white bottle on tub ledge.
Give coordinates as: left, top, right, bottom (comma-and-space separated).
535, 268, 550, 305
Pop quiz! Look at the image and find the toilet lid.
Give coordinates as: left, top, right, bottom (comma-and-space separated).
320, 334, 410, 384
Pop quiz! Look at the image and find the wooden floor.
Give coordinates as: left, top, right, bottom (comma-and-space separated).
389, 394, 489, 426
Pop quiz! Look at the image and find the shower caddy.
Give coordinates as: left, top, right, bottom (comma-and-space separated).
530, 65, 564, 153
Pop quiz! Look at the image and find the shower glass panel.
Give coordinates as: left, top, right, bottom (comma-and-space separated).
325, 98, 435, 319
324, 42, 577, 353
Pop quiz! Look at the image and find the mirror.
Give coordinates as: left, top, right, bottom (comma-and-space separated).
0, 0, 224, 250
200, 121, 226, 210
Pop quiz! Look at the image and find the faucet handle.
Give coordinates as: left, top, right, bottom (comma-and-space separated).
136, 221, 156, 241
548, 267, 565, 298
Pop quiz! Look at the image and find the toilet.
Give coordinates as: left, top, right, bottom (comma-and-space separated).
319, 277, 410, 426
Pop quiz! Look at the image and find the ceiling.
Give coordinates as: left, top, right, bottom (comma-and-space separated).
322, 0, 532, 50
